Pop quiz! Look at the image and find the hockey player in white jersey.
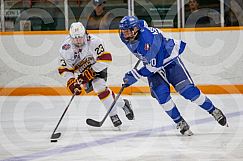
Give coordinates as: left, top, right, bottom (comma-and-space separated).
58, 22, 134, 128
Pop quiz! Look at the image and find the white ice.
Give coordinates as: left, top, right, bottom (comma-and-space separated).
0, 94, 243, 161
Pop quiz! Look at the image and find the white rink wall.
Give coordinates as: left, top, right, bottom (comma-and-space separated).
0, 30, 242, 88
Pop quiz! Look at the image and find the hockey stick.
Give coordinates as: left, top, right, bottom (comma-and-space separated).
50, 92, 76, 140
157, 67, 170, 85
86, 60, 141, 127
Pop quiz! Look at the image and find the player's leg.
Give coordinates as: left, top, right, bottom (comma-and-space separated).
180, 84, 227, 126
87, 68, 133, 122
148, 73, 193, 135
108, 91, 134, 120
121, 98, 134, 120
92, 78, 122, 127
168, 58, 227, 126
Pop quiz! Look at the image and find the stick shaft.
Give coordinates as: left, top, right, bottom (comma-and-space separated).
99, 85, 126, 125
86, 60, 141, 127
51, 93, 76, 136
98, 60, 141, 124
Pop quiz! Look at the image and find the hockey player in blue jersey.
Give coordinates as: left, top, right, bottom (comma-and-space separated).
119, 16, 227, 136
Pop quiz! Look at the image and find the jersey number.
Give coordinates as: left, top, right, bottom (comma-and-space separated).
150, 58, 156, 67
148, 27, 159, 35
95, 44, 104, 55
60, 59, 67, 66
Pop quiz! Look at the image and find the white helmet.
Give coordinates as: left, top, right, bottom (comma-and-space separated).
69, 22, 85, 38
69, 22, 86, 47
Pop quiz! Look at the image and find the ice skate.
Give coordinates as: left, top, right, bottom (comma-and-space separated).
211, 108, 228, 126
110, 114, 122, 128
176, 118, 193, 136
122, 99, 134, 120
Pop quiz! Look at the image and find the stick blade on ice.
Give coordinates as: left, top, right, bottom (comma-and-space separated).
86, 119, 102, 127
51, 132, 61, 139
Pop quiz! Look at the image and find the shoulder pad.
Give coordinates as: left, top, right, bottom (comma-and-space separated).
89, 34, 102, 42
139, 29, 153, 42
88, 35, 104, 47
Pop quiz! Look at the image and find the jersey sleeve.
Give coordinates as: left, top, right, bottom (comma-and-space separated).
136, 29, 166, 77
90, 36, 112, 72
136, 63, 162, 77
58, 44, 75, 82
142, 28, 163, 64
138, 20, 148, 28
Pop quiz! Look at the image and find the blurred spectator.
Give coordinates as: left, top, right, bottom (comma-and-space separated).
188, 0, 199, 12
86, 0, 115, 29
225, 0, 243, 26
185, 0, 218, 27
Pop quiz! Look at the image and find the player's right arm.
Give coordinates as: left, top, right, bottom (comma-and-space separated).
58, 44, 75, 82
58, 43, 81, 95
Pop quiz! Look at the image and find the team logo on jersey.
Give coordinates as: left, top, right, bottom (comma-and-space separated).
74, 56, 95, 73
144, 43, 150, 51
62, 44, 71, 50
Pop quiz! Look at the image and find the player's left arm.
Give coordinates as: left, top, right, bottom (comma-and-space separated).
91, 38, 112, 72
78, 38, 112, 84
123, 29, 165, 86
137, 30, 164, 77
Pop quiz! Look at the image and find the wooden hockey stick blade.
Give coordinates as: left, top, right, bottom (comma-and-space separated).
51, 132, 61, 139
86, 118, 102, 127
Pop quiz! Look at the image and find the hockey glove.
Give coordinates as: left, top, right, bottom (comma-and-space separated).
78, 67, 96, 84
67, 78, 82, 95
123, 69, 141, 87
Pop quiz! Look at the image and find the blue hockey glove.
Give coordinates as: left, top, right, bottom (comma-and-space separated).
123, 69, 141, 87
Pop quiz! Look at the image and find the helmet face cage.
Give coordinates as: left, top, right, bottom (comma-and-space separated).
71, 36, 86, 47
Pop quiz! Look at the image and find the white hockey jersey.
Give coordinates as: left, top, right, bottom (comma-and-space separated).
58, 34, 112, 82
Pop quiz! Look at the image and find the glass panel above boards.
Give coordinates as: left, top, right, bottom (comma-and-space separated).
134, 0, 178, 28
70, 0, 128, 30
184, 0, 221, 28
3, 0, 65, 31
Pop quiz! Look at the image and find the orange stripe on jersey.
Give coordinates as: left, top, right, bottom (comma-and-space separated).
58, 67, 74, 75
98, 89, 110, 100
97, 52, 112, 62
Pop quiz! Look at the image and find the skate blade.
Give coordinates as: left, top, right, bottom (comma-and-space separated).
184, 130, 194, 136
117, 125, 122, 131
112, 125, 122, 131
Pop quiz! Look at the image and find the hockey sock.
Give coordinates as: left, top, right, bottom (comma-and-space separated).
98, 88, 118, 116
180, 85, 215, 113
193, 95, 215, 113
161, 99, 182, 123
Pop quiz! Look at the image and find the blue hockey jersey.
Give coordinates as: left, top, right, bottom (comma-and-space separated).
120, 21, 186, 77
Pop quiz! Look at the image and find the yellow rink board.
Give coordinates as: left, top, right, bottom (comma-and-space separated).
0, 85, 243, 96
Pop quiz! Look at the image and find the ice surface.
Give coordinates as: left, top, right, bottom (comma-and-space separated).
0, 94, 243, 161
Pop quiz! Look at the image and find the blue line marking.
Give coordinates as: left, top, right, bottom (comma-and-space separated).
2, 111, 243, 161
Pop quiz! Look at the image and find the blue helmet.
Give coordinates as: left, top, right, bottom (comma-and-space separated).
119, 16, 139, 30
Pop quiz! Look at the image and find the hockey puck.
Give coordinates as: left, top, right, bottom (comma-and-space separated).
51, 139, 58, 143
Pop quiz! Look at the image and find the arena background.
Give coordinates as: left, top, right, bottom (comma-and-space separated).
0, 28, 243, 95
